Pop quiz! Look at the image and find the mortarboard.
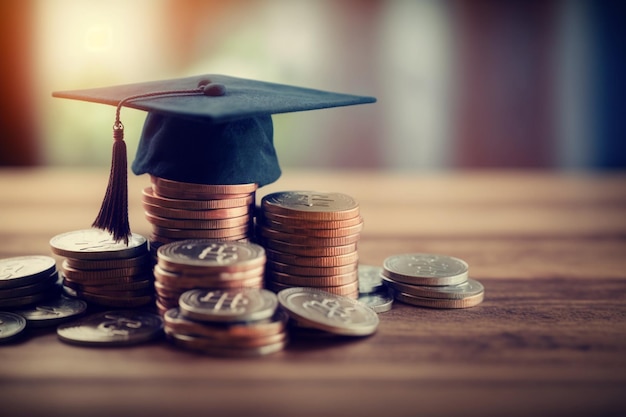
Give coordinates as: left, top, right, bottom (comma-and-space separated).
52, 74, 376, 242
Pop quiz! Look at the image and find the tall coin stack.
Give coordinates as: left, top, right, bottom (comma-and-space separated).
164, 288, 288, 357
153, 239, 266, 316
50, 229, 154, 309
143, 176, 257, 258
381, 253, 485, 309
258, 191, 363, 299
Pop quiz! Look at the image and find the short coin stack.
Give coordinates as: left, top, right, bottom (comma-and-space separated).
143, 176, 257, 256
278, 287, 379, 337
50, 229, 154, 309
259, 191, 363, 299
0, 255, 59, 309
164, 288, 287, 356
153, 240, 266, 316
381, 253, 485, 309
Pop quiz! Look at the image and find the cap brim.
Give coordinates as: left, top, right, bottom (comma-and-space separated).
52, 74, 376, 123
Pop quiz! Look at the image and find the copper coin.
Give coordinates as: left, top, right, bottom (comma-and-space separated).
152, 224, 251, 239
0, 271, 58, 298
50, 229, 148, 260
145, 212, 251, 229
65, 289, 153, 308
263, 240, 357, 257
165, 330, 286, 357
179, 288, 278, 323
164, 326, 287, 349
260, 211, 363, 229
143, 202, 251, 220
0, 312, 26, 343
151, 177, 257, 195
64, 254, 151, 271
142, 187, 253, 209
61, 272, 153, 286
61, 261, 149, 280
0, 288, 58, 309
267, 261, 357, 277
268, 279, 359, 297
262, 191, 359, 221
267, 269, 358, 287
393, 290, 484, 309
154, 263, 264, 282
153, 186, 252, 201
265, 248, 359, 267
259, 227, 361, 246
259, 216, 364, 238
0, 255, 57, 289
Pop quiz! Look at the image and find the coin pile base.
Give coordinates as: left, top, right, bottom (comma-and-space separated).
0, 311, 27, 343
382, 253, 485, 309
259, 191, 363, 299
144, 177, 257, 255
278, 287, 379, 337
50, 229, 154, 309
164, 288, 287, 356
154, 240, 266, 315
0, 255, 60, 309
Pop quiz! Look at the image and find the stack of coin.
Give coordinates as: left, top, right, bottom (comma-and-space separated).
277, 287, 379, 337
164, 288, 287, 356
381, 253, 485, 309
357, 264, 394, 314
153, 239, 266, 315
258, 191, 363, 299
50, 229, 154, 309
0, 255, 59, 309
143, 176, 257, 253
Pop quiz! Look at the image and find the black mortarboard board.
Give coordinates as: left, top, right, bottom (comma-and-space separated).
52, 74, 376, 242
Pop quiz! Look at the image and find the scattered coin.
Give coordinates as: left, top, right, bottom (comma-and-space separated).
277, 287, 379, 337
358, 290, 394, 313
357, 264, 384, 294
13, 295, 87, 327
50, 229, 148, 260
0, 255, 57, 289
0, 311, 27, 343
57, 310, 163, 346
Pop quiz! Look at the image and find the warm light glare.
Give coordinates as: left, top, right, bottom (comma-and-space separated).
84, 24, 112, 52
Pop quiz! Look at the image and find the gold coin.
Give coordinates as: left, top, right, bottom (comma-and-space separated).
265, 248, 358, 267
145, 212, 251, 229
262, 191, 359, 221
142, 187, 254, 209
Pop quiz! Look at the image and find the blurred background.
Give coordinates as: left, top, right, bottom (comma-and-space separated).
0, 0, 624, 171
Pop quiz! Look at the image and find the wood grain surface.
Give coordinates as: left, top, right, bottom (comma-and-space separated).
1, 168, 625, 417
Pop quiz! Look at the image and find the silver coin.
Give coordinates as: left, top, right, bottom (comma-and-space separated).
50, 229, 148, 260
382, 253, 469, 286
0, 255, 57, 289
358, 264, 384, 294
358, 290, 394, 313
277, 287, 379, 336
179, 288, 277, 323
382, 276, 484, 300
0, 311, 27, 343
157, 240, 265, 271
13, 295, 88, 327
57, 310, 163, 346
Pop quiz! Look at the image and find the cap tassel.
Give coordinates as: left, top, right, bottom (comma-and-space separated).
90, 79, 226, 243
92, 122, 130, 244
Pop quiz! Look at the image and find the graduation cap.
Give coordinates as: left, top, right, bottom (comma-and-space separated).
52, 74, 376, 243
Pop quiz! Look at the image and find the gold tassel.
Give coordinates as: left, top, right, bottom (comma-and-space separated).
92, 122, 130, 244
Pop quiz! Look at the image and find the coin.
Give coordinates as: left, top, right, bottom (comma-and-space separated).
13, 295, 87, 327
277, 287, 379, 336
57, 310, 163, 346
358, 264, 384, 294
263, 240, 357, 257
145, 212, 251, 230
0, 271, 58, 298
152, 224, 250, 239
267, 269, 358, 287
265, 248, 358, 267
61, 261, 148, 280
179, 288, 277, 323
64, 254, 151, 271
382, 276, 485, 300
393, 290, 485, 309
262, 191, 360, 221
0, 289, 58, 309
382, 253, 469, 286
144, 202, 251, 220
165, 330, 286, 357
358, 290, 394, 313
142, 187, 254, 209
268, 261, 357, 277
0, 255, 57, 289
151, 177, 258, 195
260, 215, 364, 234
50, 229, 148, 260
0, 311, 27, 343
258, 227, 361, 246
157, 240, 265, 272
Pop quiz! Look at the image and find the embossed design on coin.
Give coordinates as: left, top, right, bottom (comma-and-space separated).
0, 311, 27, 343
278, 287, 379, 336
50, 229, 147, 260
383, 253, 469, 286
0, 255, 57, 288
179, 288, 277, 322
14, 296, 88, 327
57, 310, 163, 346
158, 240, 265, 270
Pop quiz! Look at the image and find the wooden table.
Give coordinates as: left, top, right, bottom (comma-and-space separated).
1, 167, 625, 417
